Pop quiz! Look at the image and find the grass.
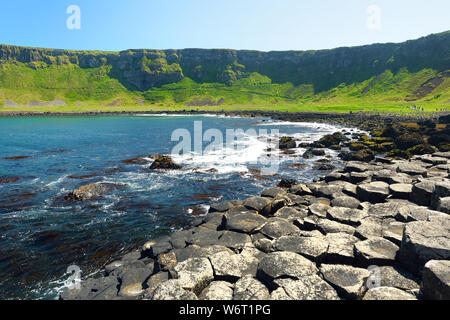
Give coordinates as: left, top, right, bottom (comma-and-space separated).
0, 61, 449, 115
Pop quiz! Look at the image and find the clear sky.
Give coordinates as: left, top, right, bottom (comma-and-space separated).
0, 0, 449, 52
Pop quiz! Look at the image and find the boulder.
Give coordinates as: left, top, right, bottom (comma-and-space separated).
437, 196, 450, 213
325, 233, 360, 264
140, 272, 170, 298
396, 163, 427, 177
157, 252, 177, 271
421, 260, 450, 300
356, 182, 390, 203
398, 220, 450, 274
431, 181, 450, 209
363, 287, 416, 300
260, 219, 299, 239
410, 181, 436, 206
331, 196, 361, 209
320, 264, 370, 299
217, 231, 252, 250
279, 136, 296, 149
208, 250, 258, 281
344, 162, 369, 173
273, 235, 329, 262
64, 183, 108, 202
316, 219, 356, 236
149, 155, 182, 170
118, 266, 154, 297
233, 275, 270, 300
389, 184, 413, 199
173, 258, 214, 295
243, 196, 271, 212
270, 276, 340, 300
368, 266, 419, 292
199, 281, 234, 300
151, 280, 198, 300
290, 184, 313, 196
257, 251, 318, 284
225, 212, 267, 233
308, 203, 330, 218
261, 187, 287, 198
60, 276, 119, 300
354, 237, 399, 267
327, 207, 368, 226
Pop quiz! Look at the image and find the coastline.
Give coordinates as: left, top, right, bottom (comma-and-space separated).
59, 113, 450, 301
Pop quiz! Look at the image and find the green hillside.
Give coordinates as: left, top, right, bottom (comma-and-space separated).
0, 31, 449, 113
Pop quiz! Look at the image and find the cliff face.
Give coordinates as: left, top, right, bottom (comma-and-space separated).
0, 31, 449, 92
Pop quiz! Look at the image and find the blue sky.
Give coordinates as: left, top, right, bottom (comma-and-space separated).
0, 0, 449, 52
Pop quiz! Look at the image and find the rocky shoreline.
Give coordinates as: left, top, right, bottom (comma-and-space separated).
57, 113, 450, 301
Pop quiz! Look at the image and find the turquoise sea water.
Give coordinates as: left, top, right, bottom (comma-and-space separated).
0, 114, 350, 299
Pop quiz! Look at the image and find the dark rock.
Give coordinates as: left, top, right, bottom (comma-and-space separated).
261, 187, 287, 198
217, 231, 252, 250
60, 276, 119, 300
149, 155, 182, 170
64, 183, 108, 202
396, 163, 427, 177
410, 181, 436, 206
278, 178, 297, 188
421, 260, 450, 300
327, 207, 368, 226
243, 196, 271, 212
279, 136, 296, 149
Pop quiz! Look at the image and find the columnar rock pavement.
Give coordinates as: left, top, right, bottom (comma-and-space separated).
60, 126, 450, 301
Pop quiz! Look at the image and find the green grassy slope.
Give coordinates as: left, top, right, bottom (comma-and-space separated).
0, 31, 449, 113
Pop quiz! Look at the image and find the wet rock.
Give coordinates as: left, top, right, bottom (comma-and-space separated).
356, 182, 390, 203
151, 280, 198, 300
354, 237, 399, 267
209, 201, 236, 213
279, 136, 296, 150
331, 196, 361, 209
186, 230, 223, 247
271, 276, 340, 300
273, 235, 328, 262
173, 257, 214, 295
199, 281, 234, 300
118, 266, 154, 297
149, 155, 182, 170
243, 196, 271, 212
233, 275, 270, 300
145, 241, 173, 258
320, 264, 370, 299
363, 287, 416, 300
64, 183, 108, 202
278, 178, 297, 188
257, 251, 318, 284
421, 260, 450, 300
60, 276, 119, 300
225, 212, 266, 233
325, 232, 360, 264
389, 184, 413, 199
260, 219, 299, 239
398, 220, 450, 274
